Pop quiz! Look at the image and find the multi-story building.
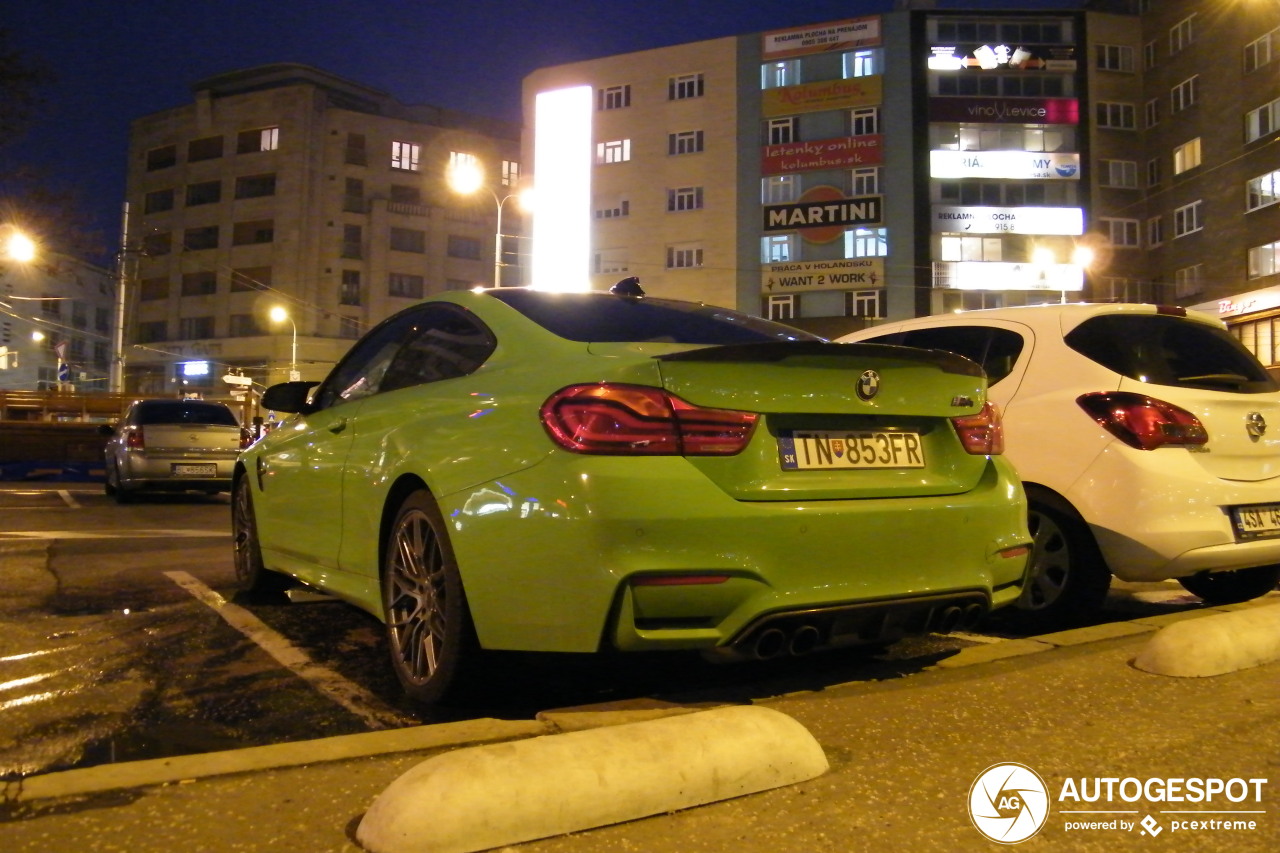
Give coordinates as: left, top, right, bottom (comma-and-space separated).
123, 64, 520, 395
0, 245, 116, 392
520, 1, 1280, 372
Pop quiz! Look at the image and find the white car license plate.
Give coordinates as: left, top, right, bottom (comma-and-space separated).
1231, 503, 1280, 541
780, 430, 925, 470
172, 463, 217, 477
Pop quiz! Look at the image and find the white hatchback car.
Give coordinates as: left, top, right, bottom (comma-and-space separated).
842, 303, 1280, 629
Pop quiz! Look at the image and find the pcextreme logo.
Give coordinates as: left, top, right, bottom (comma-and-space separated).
967, 763, 1270, 843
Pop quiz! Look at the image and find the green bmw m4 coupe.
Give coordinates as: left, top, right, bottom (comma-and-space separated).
233, 285, 1031, 703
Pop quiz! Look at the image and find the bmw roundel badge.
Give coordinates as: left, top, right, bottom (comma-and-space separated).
856, 369, 880, 401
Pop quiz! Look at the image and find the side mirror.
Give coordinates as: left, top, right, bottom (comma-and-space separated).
261, 381, 320, 414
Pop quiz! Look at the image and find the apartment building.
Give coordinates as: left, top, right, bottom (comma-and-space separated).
123, 64, 520, 394
521, 2, 1280, 368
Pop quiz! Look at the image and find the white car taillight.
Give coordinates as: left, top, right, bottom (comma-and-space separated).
951, 402, 1004, 455
1076, 391, 1208, 451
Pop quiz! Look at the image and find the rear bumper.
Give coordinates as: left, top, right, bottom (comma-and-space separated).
116, 453, 236, 492
444, 454, 1030, 653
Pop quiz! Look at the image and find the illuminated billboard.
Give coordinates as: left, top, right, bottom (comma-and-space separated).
930, 150, 1080, 180
762, 135, 884, 175
932, 206, 1084, 235
531, 85, 593, 292
763, 16, 881, 60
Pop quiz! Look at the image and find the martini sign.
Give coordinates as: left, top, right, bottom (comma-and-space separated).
763, 185, 883, 243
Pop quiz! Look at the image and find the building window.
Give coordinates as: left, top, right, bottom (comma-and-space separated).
1101, 218, 1140, 247
345, 132, 367, 166
851, 108, 879, 137
1173, 138, 1202, 174
666, 244, 703, 269
181, 271, 217, 296
142, 232, 172, 256
1173, 201, 1203, 238
448, 235, 482, 260
228, 314, 260, 337
1246, 97, 1280, 143
1170, 15, 1195, 55
185, 180, 221, 206
1147, 158, 1162, 187
598, 84, 631, 110
342, 225, 363, 259
137, 321, 168, 343
594, 197, 630, 219
392, 141, 421, 172
941, 236, 1002, 262
390, 227, 426, 253
139, 276, 169, 301
847, 290, 882, 319
1145, 98, 1160, 128
1147, 216, 1164, 248
594, 248, 630, 275
188, 136, 224, 162
1100, 160, 1138, 188
144, 189, 174, 214
1174, 264, 1203, 298
178, 316, 215, 339
1245, 29, 1278, 73
851, 167, 880, 196
844, 49, 879, 78
448, 150, 478, 182
766, 294, 795, 321
669, 73, 705, 100
388, 183, 420, 205
235, 173, 276, 199
1247, 169, 1280, 212
668, 130, 704, 155
502, 160, 519, 187
763, 176, 799, 205
339, 270, 361, 306
667, 186, 703, 212
232, 220, 273, 245
1248, 241, 1280, 279
596, 139, 631, 164
389, 273, 425, 299
762, 60, 799, 89
1095, 44, 1134, 72
1170, 76, 1198, 113
766, 117, 798, 146
146, 145, 176, 171
1144, 40, 1157, 70
846, 227, 888, 258
183, 226, 219, 251
761, 234, 795, 264
1096, 102, 1136, 129
237, 126, 279, 154
231, 266, 271, 292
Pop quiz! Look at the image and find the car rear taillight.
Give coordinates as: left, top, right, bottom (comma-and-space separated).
541, 384, 758, 456
951, 402, 1004, 455
1076, 391, 1208, 451
125, 429, 144, 450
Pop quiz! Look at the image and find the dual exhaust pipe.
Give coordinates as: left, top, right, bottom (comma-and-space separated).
744, 601, 986, 660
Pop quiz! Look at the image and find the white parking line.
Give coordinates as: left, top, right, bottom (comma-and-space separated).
164, 571, 416, 730
56, 490, 81, 509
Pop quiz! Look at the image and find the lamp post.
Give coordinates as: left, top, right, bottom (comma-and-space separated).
448, 160, 526, 288
269, 306, 298, 381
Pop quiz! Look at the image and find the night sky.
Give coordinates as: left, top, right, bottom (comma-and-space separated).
2, 0, 1082, 260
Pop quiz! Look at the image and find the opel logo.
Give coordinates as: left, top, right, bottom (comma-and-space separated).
856, 369, 880, 401
1246, 412, 1267, 439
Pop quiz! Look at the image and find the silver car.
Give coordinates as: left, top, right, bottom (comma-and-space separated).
102, 399, 248, 502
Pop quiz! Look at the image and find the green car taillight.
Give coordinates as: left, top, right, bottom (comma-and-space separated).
541, 383, 759, 456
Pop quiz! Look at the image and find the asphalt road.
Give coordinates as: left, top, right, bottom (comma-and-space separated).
0, 482, 1260, 783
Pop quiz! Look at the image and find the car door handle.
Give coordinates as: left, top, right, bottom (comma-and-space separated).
327, 418, 348, 434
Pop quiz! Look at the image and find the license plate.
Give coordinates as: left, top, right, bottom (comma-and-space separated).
1231, 503, 1280, 541
779, 430, 925, 470
172, 463, 217, 477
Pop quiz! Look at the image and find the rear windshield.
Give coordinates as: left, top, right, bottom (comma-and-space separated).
488, 289, 820, 345
1066, 315, 1279, 394
137, 401, 239, 426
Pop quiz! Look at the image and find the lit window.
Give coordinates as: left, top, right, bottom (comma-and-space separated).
596, 139, 631, 164
1247, 169, 1280, 212
761, 234, 795, 264
846, 227, 888, 258
1246, 97, 1280, 142
763, 176, 799, 204
237, 126, 279, 154
1248, 241, 1280, 279
762, 60, 798, 89
844, 50, 879, 78
392, 141, 421, 172
1173, 138, 1201, 174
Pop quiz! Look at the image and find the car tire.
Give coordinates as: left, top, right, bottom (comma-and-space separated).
382, 490, 477, 705
1177, 564, 1280, 604
232, 475, 288, 593
1004, 495, 1112, 632
104, 462, 118, 497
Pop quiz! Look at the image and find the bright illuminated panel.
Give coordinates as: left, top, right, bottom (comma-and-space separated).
930, 150, 1080, 180
532, 86, 592, 292
948, 262, 1083, 291
931, 206, 1084, 235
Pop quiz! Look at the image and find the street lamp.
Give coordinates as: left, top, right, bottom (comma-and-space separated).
269, 306, 298, 381
448, 160, 527, 288
3, 228, 36, 263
